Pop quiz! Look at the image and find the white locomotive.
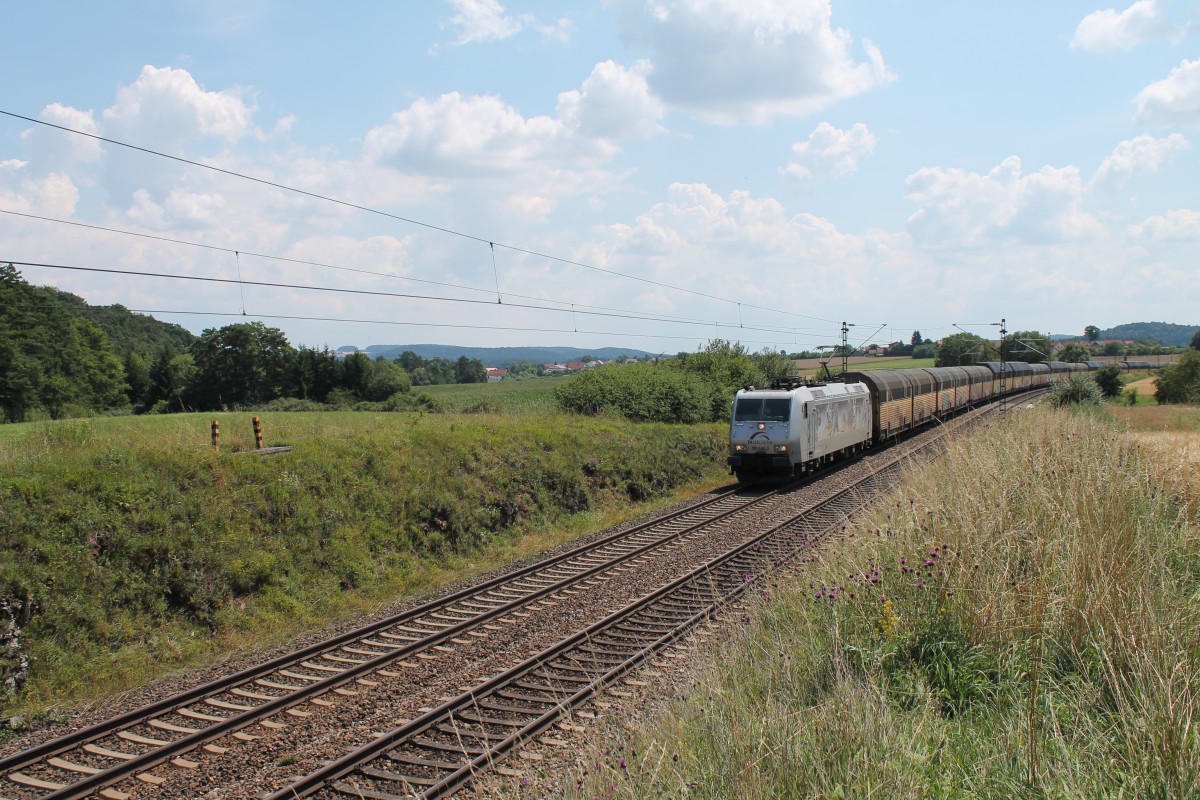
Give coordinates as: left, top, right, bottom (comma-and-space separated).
727, 377, 872, 482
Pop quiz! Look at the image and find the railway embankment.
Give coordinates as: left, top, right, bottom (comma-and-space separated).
0, 411, 727, 720
531, 405, 1200, 799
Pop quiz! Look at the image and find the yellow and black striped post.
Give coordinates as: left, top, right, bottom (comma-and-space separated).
253, 416, 264, 450
211, 420, 220, 449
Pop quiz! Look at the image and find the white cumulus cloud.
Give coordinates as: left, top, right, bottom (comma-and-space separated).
19, 103, 103, 166
1129, 208, 1200, 240
905, 156, 1102, 247
1093, 133, 1191, 187
782, 122, 876, 183
610, 0, 894, 125
441, 0, 571, 45
557, 60, 665, 140
363, 92, 616, 177
0, 164, 81, 217
1071, 0, 1180, 52
102, 65, 255, 147
1134, 58, 1200, 127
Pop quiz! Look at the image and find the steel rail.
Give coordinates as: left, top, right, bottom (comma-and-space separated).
265, 395, 1028, 800
1, 486, 791, 800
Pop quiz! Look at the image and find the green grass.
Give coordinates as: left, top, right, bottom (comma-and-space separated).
538, 406, 1200, 799
0, 410, 728, 714
419, 375, 572, 413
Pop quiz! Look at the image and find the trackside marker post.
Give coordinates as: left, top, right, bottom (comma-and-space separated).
211, 420, 219, 449
253, 416, 264, 450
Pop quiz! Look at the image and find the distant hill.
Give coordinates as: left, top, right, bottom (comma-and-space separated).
1053, 322, 1198, 347
361, 344, 655, 367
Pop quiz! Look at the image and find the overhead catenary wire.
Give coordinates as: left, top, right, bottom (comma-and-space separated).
0, 108, 840, 325
0, 302, 837, 350
1, 259, 829, 340
0, 209, 832, 337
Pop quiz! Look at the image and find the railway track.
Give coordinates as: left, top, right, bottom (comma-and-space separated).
0, 391, 1040, 800
0, 479, 796, 799
264, 393, 1037, 800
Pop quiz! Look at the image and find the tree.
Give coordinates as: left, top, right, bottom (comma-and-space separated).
455, 356, 486, 384
1094, 365, 1123, 399
1102, 341, 1126, 357
934, 333, 995, 367
145, 348, 196, 411
0, 264, 127, 420
290, 346, 340, 401
184, 322, 295, 410
751, 348, 795, 383
1085, 325, 1101, 343
1190, 330, 1200, 351
1058, 343, 1092, 363
910, 330, 923, 348
364, 359, 411, 401
1154, 350, 1200, 404
1003, 330, 1052, 363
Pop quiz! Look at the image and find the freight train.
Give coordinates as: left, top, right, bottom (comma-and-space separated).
727, 359, 1155, 483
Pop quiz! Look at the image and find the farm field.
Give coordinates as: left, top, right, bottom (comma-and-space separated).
0, 410, 727, 715
420, 375, 571, 413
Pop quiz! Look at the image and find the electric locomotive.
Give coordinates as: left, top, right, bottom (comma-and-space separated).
727, 376, 872, 482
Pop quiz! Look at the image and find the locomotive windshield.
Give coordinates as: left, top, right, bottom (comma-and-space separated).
734, 397, 791, 422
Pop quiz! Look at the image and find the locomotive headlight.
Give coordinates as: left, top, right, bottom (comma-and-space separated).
734, 444, 745, 452
774, 445, 788, 453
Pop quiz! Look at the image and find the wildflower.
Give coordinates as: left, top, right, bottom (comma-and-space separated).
916, 581, 925, 588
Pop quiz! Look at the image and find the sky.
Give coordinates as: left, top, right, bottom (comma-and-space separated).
1, 1, 1197, 355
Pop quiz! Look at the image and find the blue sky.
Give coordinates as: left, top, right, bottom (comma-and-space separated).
1, 1, 1197, 354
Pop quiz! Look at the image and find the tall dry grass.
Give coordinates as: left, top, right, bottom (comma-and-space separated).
542, 407, 1199, 799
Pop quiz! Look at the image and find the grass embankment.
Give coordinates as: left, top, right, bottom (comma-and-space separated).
0, 411, 727, 716
552, 406, 1200, 799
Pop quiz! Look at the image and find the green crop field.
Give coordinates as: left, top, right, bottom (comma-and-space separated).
420, 375, 572, 413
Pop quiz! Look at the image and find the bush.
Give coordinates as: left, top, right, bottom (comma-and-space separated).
254, 397, 328, 412
1049, 374, 1103, 407
1154, 350, 1200, 404
554, 364, 720, 423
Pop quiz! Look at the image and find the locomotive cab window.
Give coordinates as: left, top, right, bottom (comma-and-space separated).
734, 398, 791, 422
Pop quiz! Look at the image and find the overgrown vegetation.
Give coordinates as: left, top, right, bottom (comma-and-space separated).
548, 407, 1200, 799
1155, 349, 1200, 404
1048, 373, 1104, 407
0, 412, 727, 712
554, 340, 794, 423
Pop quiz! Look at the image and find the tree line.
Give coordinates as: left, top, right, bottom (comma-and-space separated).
0, 265, 486, 422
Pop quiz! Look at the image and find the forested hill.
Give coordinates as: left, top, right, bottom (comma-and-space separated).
1055, 322, 1199, 346
361, 344, 653, 365
41, 285, 195, 359
0, 265, 194, 422
1097, 322, 1198, 346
